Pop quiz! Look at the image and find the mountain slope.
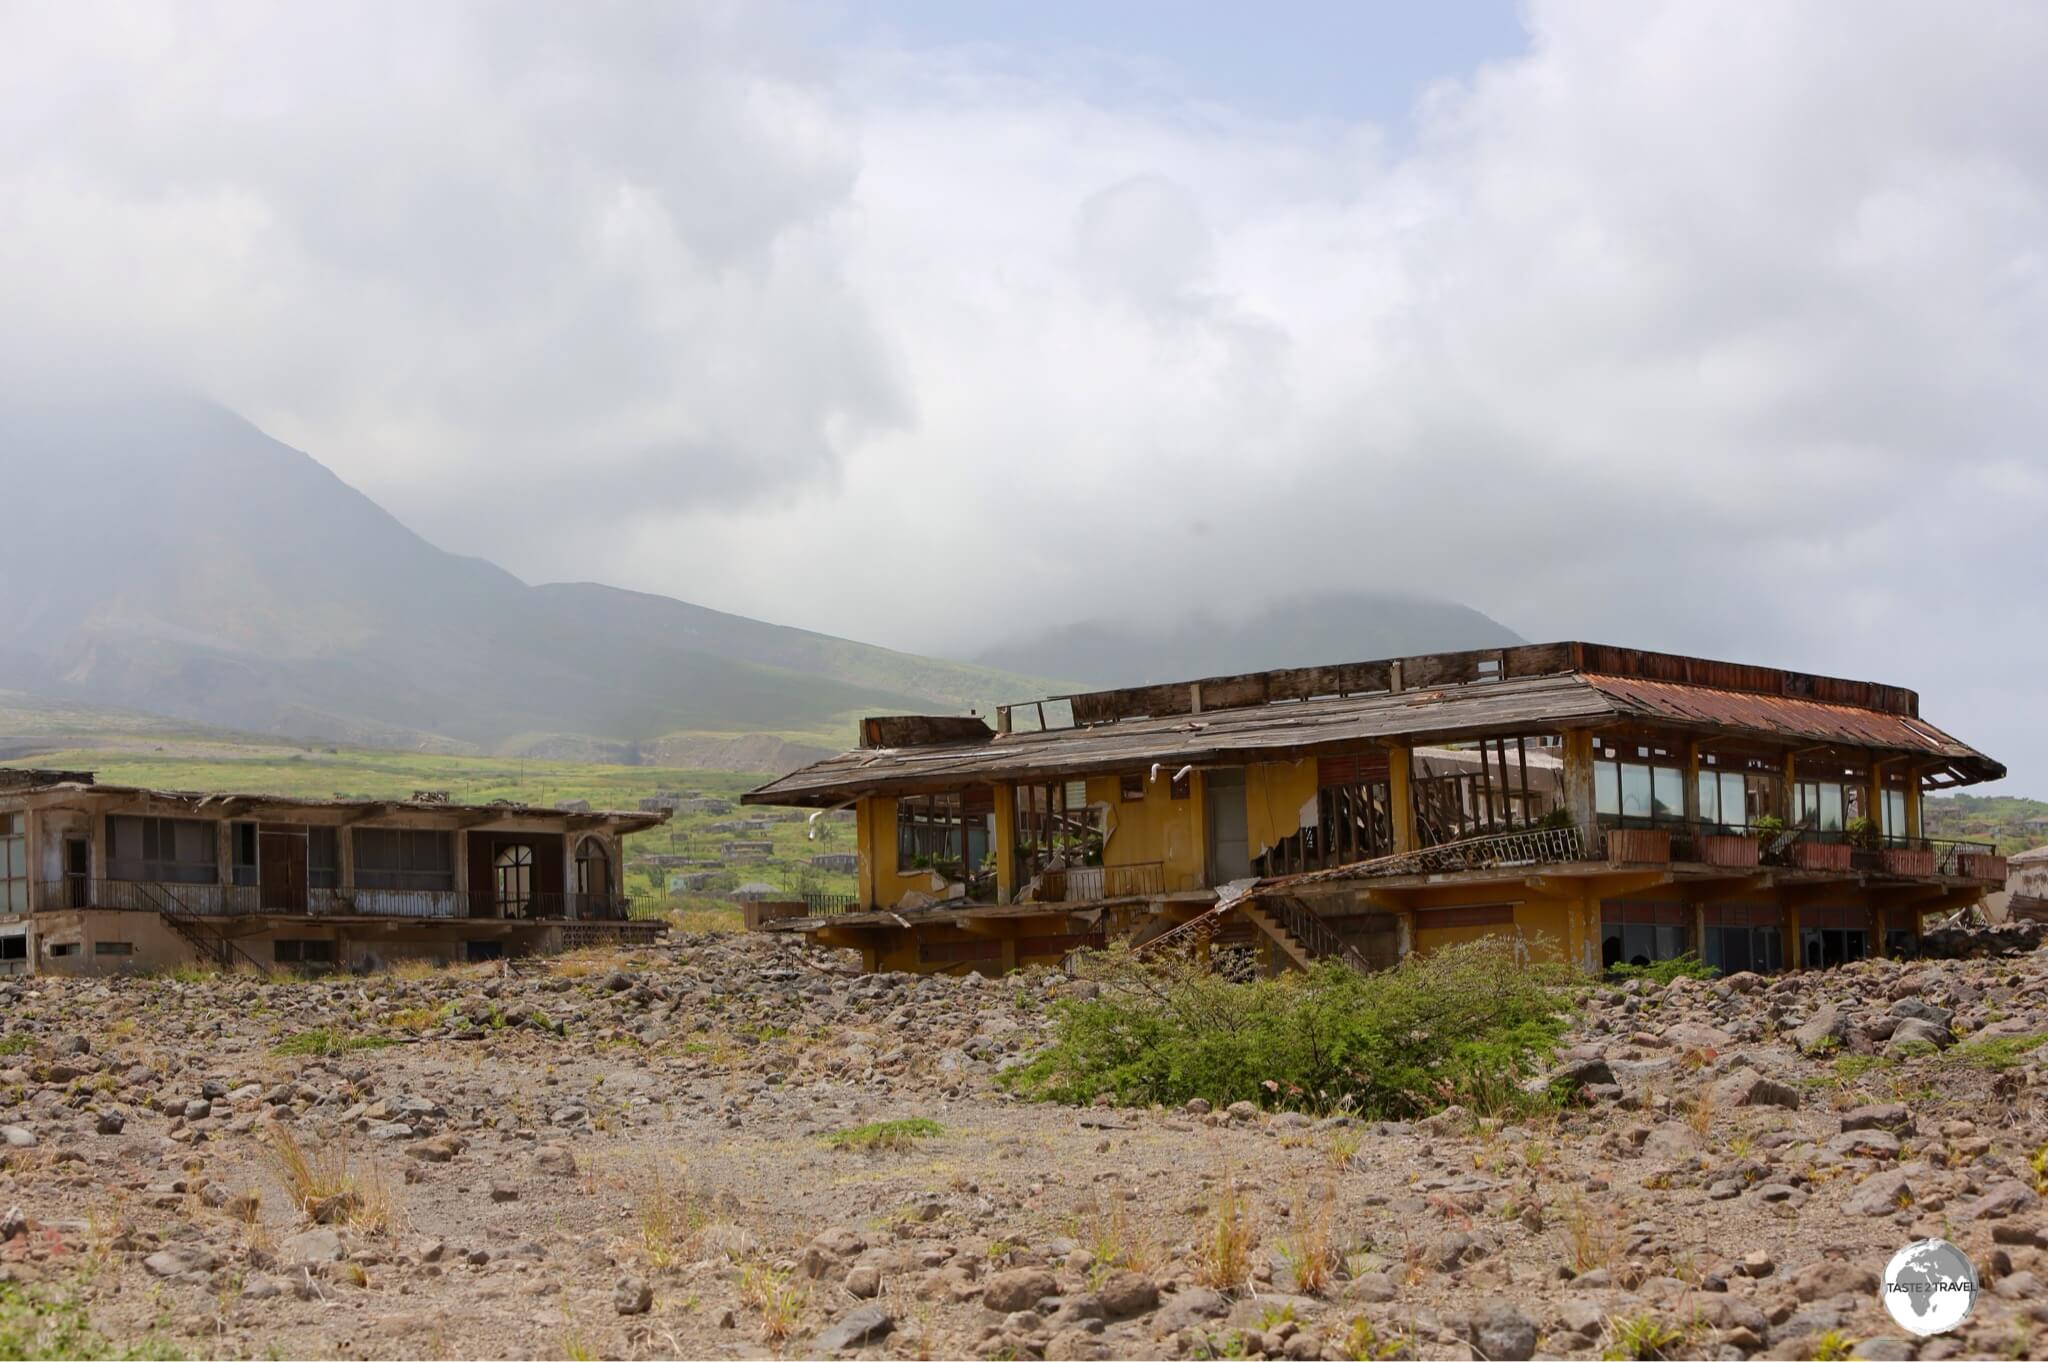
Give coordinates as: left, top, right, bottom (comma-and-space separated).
973, 593, 1523, 689
0, 393, 1060, 757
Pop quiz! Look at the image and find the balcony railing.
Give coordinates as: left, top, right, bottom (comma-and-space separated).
1039, 862, 1166, 902
1592, 819, 1999, 878
40, 880, 639, 921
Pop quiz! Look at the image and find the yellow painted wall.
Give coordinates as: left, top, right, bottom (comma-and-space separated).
1246, 761, 1319, 865
1089, 774, 1207, 892
1407, 898, 1585, 965
855, 797, 949, 910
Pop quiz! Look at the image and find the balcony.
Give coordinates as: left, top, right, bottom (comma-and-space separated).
1038, 862, 1167, 902
38, 880, 637, 921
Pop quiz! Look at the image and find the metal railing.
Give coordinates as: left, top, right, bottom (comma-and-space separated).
1044, 862, 1166, 902
40, 879, 641, 920
1247, 895, 1371, 970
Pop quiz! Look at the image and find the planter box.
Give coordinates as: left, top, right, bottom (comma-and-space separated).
1878, 847, 1936, 877
741, 900, 810, 930
1698, 835, 1761, 868
1605, 828, 1672, 863
1959, 853, 2009, 883
1790, 842, 1853, 872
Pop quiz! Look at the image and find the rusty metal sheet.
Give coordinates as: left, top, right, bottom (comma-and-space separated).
1583, 674, 1999, 776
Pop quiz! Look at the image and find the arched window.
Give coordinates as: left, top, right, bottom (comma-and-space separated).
493, 844, 534, 917
575, 838, 611, 898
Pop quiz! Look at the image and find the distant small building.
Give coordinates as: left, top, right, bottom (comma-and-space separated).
668, 870, 728, 893
0, 769, 669, 977
720, 840, 774, 862
677, 798, 733, 815
809, 852, 860, 874
729, 881, 786, 903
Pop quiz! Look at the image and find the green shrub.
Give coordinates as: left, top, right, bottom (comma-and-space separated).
1002, 938, 1570, 1118
273, 1028, 398, 1057
824, 1118, 942, 1152
1605, 952, 1718, 986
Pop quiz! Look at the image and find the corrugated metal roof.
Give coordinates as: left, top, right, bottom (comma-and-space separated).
746, 661, 2004, 806
1583, 675, 1999, 777
745, 673, 1619, 804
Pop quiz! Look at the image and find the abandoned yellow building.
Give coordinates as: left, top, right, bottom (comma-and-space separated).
740, 642, 2010, 977
0, 769, 668, 975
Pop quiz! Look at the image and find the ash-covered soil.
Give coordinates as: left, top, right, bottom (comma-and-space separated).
0, 932, 2045, 1361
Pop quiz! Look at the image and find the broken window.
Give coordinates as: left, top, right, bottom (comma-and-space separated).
0, 814, 23, 913
230, 822, 259, 887
1119, 773, 1146, 802
307, 827, 340, 890
1410, 736, 1560, 847
107, 816, 218, 885
1601, 903, 1688, 970
1256, 753, 1394, 875
353, 828, 454, 892
1012, 780, 1104, 885
896, 790, 996, 897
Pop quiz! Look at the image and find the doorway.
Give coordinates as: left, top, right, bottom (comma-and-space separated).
258, 827, 308, 912
1205, 768, 1251, 884
63, 839, 89, 909
494, 843, 535, 918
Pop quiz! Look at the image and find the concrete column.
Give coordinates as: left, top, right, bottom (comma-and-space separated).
1683, 740, 1702, 823
992, 786, 1017, 904
1562, 732, 1599, 836
1387, 745, 1416, 854
856, 800, 878, 908
1904, 776, 1923, 841
338, 825, 356, 892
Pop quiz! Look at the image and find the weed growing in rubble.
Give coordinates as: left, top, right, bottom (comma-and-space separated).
1950, 1032, 2048, 1071
825, 1118, 942, 1153
0, 1278, 182, 1361
263, 1124, 393, 1235
1601, 1313, 1688, 1360
1194, 1180, 1256, 1290
272, 1028, 398, 1057
1277, 1183, 1340, 1295
1004, 938, 1569, 1117
739, 1262, 808, 1343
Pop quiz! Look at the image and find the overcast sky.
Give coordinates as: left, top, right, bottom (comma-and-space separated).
3, 2, 2044, 790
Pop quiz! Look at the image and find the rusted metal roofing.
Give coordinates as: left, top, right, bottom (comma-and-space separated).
1583, 675, 2001, 782
745, 674, 1618, 805
1, 777, 671, 833
745, 644, 2004, 806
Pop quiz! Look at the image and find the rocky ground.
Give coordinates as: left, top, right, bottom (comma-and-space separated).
0, 931, 2045, 1361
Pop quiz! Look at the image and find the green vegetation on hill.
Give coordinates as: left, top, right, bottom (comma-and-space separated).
1924, 793, 2048, 856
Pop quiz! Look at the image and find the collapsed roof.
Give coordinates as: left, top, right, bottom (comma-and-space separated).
744, 641, 2002, 806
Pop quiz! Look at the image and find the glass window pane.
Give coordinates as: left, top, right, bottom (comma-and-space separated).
1595, 763, 1620, 816
1819, 785, 1843, 831
1620, 763, 1652, 818
1696, 771, 1716, 822
1652, 767, 1683, 821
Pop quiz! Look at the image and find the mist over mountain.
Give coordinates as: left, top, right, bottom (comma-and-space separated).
972, 594, 1523, 689
0, 393, 1056, 765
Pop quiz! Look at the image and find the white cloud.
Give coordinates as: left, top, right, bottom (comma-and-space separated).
2, 0, 2045, 786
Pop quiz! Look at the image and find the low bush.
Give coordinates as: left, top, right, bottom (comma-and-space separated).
1002, 937, 1570, 1117
1605, 952, 1718, 986
824, 1117, 942, 1152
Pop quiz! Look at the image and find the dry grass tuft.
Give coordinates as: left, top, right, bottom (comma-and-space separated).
1278, 1182, 1340, 1296
264, 1123, 395, 1236
1194, 1179, 1257, 1290
1561, 1192, 1624, 1275
739, 1260, 809, 1343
